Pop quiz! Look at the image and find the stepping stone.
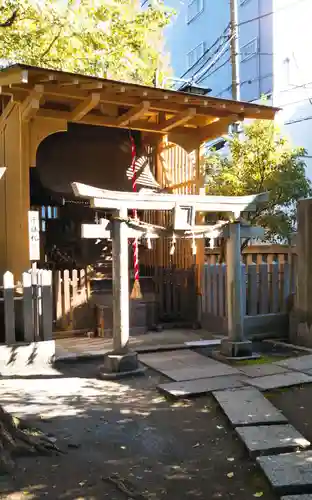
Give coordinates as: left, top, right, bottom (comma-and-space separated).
247, 371, 312, 391
213, 388, 287, 426
158, 375, 246, 398
139, 350, 239, 381
257, 450, 312, 495
276, 355, 312, 373
139, 350, 206, 371
236, 424, 310, 457
281, 496, 312, 500
238, 363, 288, 378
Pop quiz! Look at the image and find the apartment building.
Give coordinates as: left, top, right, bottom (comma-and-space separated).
164, 0, 312, 176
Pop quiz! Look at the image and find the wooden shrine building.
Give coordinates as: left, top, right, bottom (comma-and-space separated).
0, 64, 278, 280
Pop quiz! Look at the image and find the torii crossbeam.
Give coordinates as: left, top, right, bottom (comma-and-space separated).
72, 182, 268, 377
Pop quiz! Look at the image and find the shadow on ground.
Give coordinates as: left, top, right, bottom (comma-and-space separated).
0, 360, 277, 500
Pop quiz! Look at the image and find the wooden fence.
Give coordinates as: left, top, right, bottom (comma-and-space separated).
201, 261, 292, 337
155, 266, 197, 324
53, 268, 91, 332
0, 269, 53, 345
205, 244, 291, 266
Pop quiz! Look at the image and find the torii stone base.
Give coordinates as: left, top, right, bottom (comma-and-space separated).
98, 350, 146, 380
219, 339, 255, 360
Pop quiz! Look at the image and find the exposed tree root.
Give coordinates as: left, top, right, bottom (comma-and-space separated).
0, 405, 63, 473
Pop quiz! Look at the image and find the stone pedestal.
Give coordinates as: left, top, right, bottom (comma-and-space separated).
220, 338, 254, 359
98, 349, 145, 380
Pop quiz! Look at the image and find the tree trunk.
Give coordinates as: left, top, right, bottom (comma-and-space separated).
0, 405, 61, 473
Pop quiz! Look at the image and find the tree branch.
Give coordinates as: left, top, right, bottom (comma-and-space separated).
0, 9, 18, 28
39, 26, 63, 60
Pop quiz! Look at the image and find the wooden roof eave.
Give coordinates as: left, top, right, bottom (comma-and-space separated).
0, 64, 280, 149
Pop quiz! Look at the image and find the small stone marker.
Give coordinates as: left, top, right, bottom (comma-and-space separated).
238, 363, 288, 378
236, 424, 310, 457
247, 371, 312, 391
281, 496, 312, 500
213, 388, 287, 426
276, 355, 312, 373
257, 450, 312, 495
158, 375, 246, 398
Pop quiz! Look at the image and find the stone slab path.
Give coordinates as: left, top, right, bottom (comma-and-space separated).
257, 450, 312, 495
246, 371, 312, 390
281, 496, 312, 500
139, 350, 238, 381
212, 388, 287, 426
276, 355, 312, 373
237, 363, 288, 378
158, 375, 247, 397
236, 424, 310, 457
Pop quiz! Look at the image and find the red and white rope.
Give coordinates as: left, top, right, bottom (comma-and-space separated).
129, 133, 140, 283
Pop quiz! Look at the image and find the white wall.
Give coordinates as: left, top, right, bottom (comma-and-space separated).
273, 0, 312, 178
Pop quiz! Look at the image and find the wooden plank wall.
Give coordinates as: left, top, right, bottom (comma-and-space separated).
140, 140, 200, 270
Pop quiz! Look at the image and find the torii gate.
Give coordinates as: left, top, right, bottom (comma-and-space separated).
72, 182, 267, 378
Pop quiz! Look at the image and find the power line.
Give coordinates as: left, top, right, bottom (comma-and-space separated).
191, 36, 233, 82
238, 0, 309, 27
179, 23, 230, 79
196, 57, 231, 84
214, 72, 273, 98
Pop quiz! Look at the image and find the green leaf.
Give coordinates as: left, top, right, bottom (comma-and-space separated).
0, 0, 174, 85
203, 119, 312, 242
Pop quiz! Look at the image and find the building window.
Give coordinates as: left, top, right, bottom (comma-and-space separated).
187, 42, 205, 69
187, 0, 204, 24
241, 38, 258, 62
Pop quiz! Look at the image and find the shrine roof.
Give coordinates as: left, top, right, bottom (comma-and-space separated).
0, 64, 279, 148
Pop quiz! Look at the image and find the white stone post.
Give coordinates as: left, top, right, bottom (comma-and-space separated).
112, 206, 130, 351
98, 207, 145, 379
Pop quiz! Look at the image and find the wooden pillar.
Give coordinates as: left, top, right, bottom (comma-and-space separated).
0, 104, 30, 277
289, 198, 312, 345
112, 206, 129, 351
194, 147, 205, 290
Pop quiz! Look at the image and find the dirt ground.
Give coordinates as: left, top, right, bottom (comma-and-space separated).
269, 384, 312, 445
0, 359, 278, 500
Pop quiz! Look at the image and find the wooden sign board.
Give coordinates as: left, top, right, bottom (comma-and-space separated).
28, 210, 40, 261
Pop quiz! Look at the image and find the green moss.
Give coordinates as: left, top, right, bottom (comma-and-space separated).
233, 355, 286, 366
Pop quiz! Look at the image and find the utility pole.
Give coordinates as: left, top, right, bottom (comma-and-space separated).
230, 0, 240, 101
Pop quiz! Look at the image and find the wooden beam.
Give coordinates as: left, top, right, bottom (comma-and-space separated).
0, 68, 28, 86
70, 92, 100, 121
20, 85, 44, 122
36, 107, 192, 135
0, 85, 245, 119
0, 99, 15, 126
158, 108, 196, 132
115, 101, 150, 127
1, 83, 278, 120
198, 115, 242, 143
